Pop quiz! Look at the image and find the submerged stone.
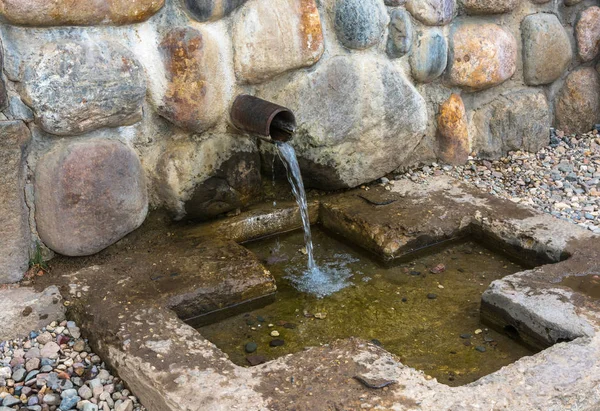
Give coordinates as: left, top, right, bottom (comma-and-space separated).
269, 339, 285, 347
245, 342, 258, 353
246, 355, 267, 366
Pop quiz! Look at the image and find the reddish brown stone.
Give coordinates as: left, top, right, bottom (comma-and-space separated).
447, 23, 517, 91
34, 139, 148, 257
158, 27, 227, 133
0, 0, 164, 26
576, 6, 600, 62
437, 94, 469, 165
555, 68, 600, 135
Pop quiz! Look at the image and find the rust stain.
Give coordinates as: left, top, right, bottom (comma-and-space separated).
437, 94, 469, 165
298, 0, 324, 55
160, 28, 208, 128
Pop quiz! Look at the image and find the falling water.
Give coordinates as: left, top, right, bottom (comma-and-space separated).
276, 142, 352, 297
276, 142, 315, 270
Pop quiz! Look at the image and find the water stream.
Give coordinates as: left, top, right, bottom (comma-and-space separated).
276, 142, 315, 269
275, 142, 350, 297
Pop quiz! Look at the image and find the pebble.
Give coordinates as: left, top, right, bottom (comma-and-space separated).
396, 130, 600, 233
427, 293, 438, 300
244, 342, 258, 354
0, 321, 145, 411
475, 346, 486, 353
269, 339, 285, 347
460, 334, 472, 339
270, 331, 280, 337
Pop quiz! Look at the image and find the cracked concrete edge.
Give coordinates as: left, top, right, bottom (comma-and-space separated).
482, 276, 597, 349
0, 285, 65, 341
92, 306, 600, 410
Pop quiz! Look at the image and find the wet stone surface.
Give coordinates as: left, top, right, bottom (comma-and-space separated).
199, 227, 535, 386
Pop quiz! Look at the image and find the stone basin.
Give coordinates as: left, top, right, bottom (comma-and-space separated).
34, 176, 600, 410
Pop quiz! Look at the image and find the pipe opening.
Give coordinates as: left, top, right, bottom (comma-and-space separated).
270, 111, 296, 142
230, 95, 296, 143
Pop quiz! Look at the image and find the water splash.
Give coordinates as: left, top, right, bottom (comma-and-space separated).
285, 253, 359, 298
276, 142, 352, 298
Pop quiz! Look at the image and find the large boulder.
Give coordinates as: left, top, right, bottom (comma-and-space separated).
155, 27, 228, 133
437, 94, 469, 165
555, 68, 600, 135
257, 56, 428, 190
0, 121, 31, 284
154, 135, 261, 221
575, 6, 600, 62
232, 0, 324, 84
183, 0, 248, 22
447, 23, 517, 91
410, 28, 448, 83
0, 0, 164, 26
522, 13, 572, 86
461, 0, 518, 14
21, 40, 146, 136
35, 139, 148, 257
405, 0, 455, 26
333, 0, 388, 49
471, 90, 551, 158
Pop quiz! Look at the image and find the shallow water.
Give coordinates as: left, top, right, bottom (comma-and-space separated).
560, 274, 600, 299
198, 227, 536, 386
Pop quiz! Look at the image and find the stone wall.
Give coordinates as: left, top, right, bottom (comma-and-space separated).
0, 0, 598, 282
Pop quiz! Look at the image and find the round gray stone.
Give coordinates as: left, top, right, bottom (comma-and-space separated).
522, 13, 572, 86
334, 0, 387, 50
410, 28, 448, 83
386, 9, 413, 58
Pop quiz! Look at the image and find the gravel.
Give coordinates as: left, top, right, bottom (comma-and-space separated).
394, 128, 600, 234
0, 321, 145, 411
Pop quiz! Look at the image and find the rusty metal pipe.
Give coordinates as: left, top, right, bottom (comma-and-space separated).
230, 95, 296, 143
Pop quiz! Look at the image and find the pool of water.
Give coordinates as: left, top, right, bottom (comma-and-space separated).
198, 226, 536, 386
560, 274, 600, 299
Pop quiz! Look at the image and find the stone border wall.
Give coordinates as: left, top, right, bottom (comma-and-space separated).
0, 0, 598, 282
